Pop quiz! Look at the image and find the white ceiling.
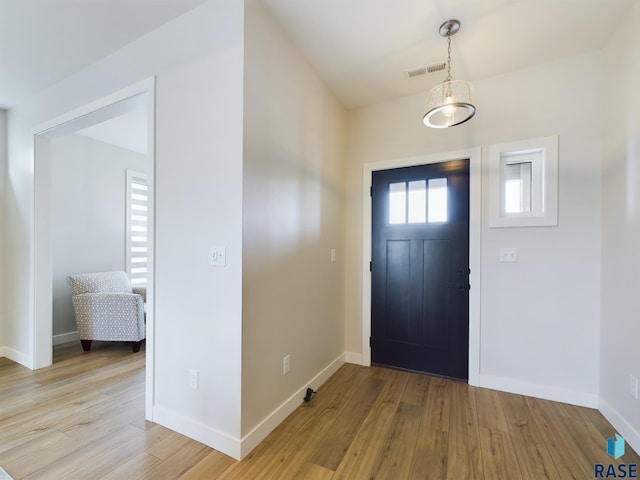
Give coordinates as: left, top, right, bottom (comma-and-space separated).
1, 0, 634, 150
262, 0, 635, 109
0, 0, 207, 110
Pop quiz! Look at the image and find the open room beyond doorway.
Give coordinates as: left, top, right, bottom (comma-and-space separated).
32, 80, 155, 417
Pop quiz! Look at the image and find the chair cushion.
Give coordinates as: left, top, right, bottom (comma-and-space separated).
67, 271, 133, 296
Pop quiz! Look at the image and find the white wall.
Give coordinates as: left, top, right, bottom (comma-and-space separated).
241, 0, 346, 451
345, 52, 603, 406
0, 109, 6, 352
600, 1, 640, 451
4, 0, 245, 459
51, 134, 147, 341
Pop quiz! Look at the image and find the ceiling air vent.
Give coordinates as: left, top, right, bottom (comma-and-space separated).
406, 61, 446, 79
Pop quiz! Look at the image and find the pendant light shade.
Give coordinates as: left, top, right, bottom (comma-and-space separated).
423, 20, 476, 129
423, 79, 475, 128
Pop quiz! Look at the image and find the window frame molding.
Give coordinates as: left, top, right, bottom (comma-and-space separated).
488, 135, 559, 228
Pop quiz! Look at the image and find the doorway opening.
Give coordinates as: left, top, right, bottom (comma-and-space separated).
361, 148, 481, 385
33, 79, 155, 418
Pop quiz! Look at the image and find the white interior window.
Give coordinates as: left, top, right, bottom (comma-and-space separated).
504, 160, 532, 214
489, 136, 558, 228
500, 150, 541, 218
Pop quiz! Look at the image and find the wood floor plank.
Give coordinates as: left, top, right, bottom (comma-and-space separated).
99, 452, 162, 480
306, 370, 385, 470
499, 392, 562, 480
478, 427, 523, 480
372, 401, 422, 480
0, 429, 70, 467
421, 376, 451, 432
407, 374, 453, 478
292, 462, 334, 480
476, 387, 509, 433
446, 381, 483, 480
33, 424, 148, 480
331, 368, 408, 480
174, 450, 236, 480
137, 440, 211, 480
399, 370, 431, 406
524, 397, 594, 479
410, 428, 449, 480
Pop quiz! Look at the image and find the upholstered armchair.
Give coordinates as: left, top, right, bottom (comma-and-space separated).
67, 271, 146, 353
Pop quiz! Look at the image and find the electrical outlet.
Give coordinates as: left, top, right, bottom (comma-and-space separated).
330, 248, 336, 263
210, 245, 226, 267
189, 369, 199, 390
630, 375, 638, 399
283, 355, 290, 375
499, 247, 518, 263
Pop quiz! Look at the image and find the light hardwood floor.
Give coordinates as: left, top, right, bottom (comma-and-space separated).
0, 343, 637, 479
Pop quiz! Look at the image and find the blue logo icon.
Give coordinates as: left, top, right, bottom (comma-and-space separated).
594, 434, 636, 478
608, 434, 625, 460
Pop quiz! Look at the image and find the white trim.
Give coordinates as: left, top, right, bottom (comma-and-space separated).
153, 404, 243, 460
599, 398, 640, 457
154, 354, 345, 460
345, 351, 365, 365
488, 135, 559, 228
240, 353, 346, 459
31, 78, 156, 425
0, 346, 32, 366
52, 331, 80, 346
480, 374, 598, 408
361, 148, 482, 385
144, 79, 157, 422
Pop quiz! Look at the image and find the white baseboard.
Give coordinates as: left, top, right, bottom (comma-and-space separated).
599, 398, 640, 456
239, 353, 346, 459
152, 405, 242, 460
0, 346, 33, 369
345, 351, 364, 365
479, 374, 599, 408
152, 353, 346, 461
53, 331, 79, 346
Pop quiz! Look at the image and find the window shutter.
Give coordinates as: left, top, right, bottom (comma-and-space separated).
126, 170, 148, 286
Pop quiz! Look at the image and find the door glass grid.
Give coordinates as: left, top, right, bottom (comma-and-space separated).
388, 178, 448, 224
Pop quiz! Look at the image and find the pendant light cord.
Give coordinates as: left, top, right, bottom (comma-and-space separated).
445, 34, 452, 82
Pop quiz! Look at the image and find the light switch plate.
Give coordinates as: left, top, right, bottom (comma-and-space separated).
499, 247, 518, 263
211, 245, 226, 267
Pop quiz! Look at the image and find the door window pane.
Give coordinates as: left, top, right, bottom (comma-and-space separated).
408, 180, 427, 223
389, 177, 448, 225
428, 178, 448, 222
389, 182, 406, 224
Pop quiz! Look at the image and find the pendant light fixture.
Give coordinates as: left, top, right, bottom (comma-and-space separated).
423, 19, 476, 128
